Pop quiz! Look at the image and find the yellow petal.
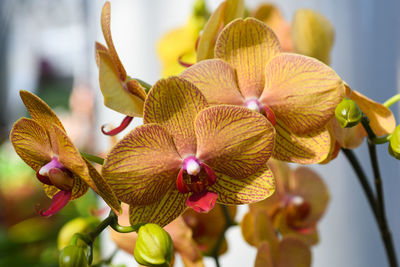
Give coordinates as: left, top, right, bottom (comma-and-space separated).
331, 117, 365, 149
129, 185, 187, 227
277, 238, 311, 267
144, 77, 208, 156
215, 18, 281, 98
254, 242, 274, 267
196, 2, 226, 61
261, 53, 344, 134
101, 1, 126, 80
10, 118, 51, 172
224, 0, 245, 24
211, 163, 275, 205
292, 9, 334, 65
272, 120, 332, 164
349, 89, 396, 136
102, 124, 182, 206
180, 59, 244, 105
195, 105, 275, 179
19, 90, 65, 132
98, 50, 144, 117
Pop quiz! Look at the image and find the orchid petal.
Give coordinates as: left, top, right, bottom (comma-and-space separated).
101, 1, 126, 80
215, 18, 281, 98
180, 59, 244, 105
292, 9, 334, 65
331, 118, 365, 149
254, 242, 274, 267
261, 53, 344, 134
19, 90, 65, 132
350, 89, 396, 136
195, 105, 275, 179
186, 191, 218, 213
289, 167, 329, 227
129, 184, 187, 227
84, 159, 121, 215
102, 124, 182, 205
277, 238, 312, 267
272, 119, 332, 164
95, 42, 108, 66
144, 77, 208, 156
278, 216, 320, 246
43, 172, 88, 200
98, 50, 144, 117
211, 163, 275, 205
10, 118, 52, 171
39, 190, 72, 217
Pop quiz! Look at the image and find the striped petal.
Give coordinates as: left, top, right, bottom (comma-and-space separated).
129, 184, 187, 227
277, 238, 311, 267
101, 1, 126, 80
102, 124, 182, 206
144, 77, 208, 156
260, 53, 344, 134
10, 118, 52, 171
98, 50, 144, 117
19, 90, 65, 132
180, 59, 244, 105
211, 163, 275, 205
195, 105, 275, 179
255, 242, 274, 267
273, 120, 332, 164
43, 172, 88, 200
215, 18, 281, 98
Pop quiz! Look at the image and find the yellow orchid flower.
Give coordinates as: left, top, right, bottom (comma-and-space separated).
10, 91, 121, 216
181, 18, 345, 163
331, 84, 396, 149
96, 2, 146, 119
102, 76, 276, 227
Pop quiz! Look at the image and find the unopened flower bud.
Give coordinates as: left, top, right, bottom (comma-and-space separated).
134, 224, 174, 267
58, 217, 100, 250
59, 245, 90, 267
389, 125, 400, 160
335, 98, 363, 128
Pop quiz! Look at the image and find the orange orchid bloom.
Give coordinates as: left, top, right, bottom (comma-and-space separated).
182, 204, 236, 255
242, 159, 329, 246
181, 18, 345, 164
95, 2, 147, 118
111, 203, 204, 267
10, 91, 120, 216
102, 76, 275, 227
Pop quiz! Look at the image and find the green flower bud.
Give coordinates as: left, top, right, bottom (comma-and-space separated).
335, 98, 363, 128
134, 224, 174, 267
389, 125, 400, 160
58, 217, 100, 250
59, 245, 90, 267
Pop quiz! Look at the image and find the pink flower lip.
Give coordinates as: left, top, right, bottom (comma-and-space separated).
186, 191, 218, 213
38, 190, 72, 217
38, 157, 74, 191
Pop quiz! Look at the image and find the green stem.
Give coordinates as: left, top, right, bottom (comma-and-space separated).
383, 94, 400, 108
211, 205, 237, 267
373, 135, 392, 145
80, 152, 104, 165
361, 116, 398, 267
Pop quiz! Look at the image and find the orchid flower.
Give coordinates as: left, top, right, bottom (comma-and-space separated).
10, 91, 121, 216
95, 2, 147, 133
181, 18, 345, 164
102, 76, 275, 227
111, 203, 205, 267
183, 204, 236, 256
242, 159, 329, 246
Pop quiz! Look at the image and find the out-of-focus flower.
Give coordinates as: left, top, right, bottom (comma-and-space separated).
102, 76, 275, 226
95, 2, 146, 117
181, 18, 344, 164
157, 0, 209, 77
330, 84, 396, 149
10, 91, 120, 216
242, 159, 329, 246
57, 217, 100, 250
111, 204, 204, 267
182, 204, 236, 256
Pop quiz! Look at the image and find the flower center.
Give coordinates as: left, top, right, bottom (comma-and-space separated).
285, 195, 311, 227
176, 156, 218, 213
244, 98, 276, 126
37, 157, 74, 191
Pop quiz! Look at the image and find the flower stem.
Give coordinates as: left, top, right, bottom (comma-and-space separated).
361, 116, 398, 267
383, 94, 400, 108
211, 205, 237, 267
80, 152, 105, 165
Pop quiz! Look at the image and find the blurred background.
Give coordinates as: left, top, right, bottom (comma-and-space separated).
0, 0, 399, 266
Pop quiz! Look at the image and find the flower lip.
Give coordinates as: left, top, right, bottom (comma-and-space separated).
38, 157, 74, 191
